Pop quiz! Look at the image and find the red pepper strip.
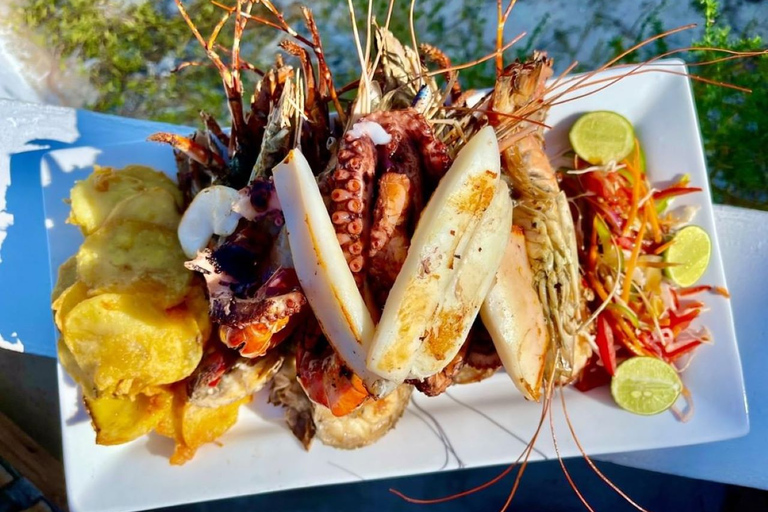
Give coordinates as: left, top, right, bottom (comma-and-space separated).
665, 340, 702, 360
653, 186, 702, 202
670, 310, 701, 336
670, 309, 701, 325
617, 236, 634, 250
671, 288, 681, 310
678, 285, 731, 298
678, 285, 712, 296
574, 357, 613, 392
596, 315, 617, 376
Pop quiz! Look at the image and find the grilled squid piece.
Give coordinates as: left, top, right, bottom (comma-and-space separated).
367, 127, 510, 386
272, 149, 389, 394
481, 226, 549, 400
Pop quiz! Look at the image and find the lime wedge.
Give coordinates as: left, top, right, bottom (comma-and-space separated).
664, 225, 711, 287
569, 111, 636, 165
611, 357, 682, 415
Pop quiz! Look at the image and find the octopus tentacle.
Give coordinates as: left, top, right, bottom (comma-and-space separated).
367, 108, 451, 181
369, 225, 410, 308
329, 108, 451, 288
408, 337, 469, 396
369, 172, 412, 258
329, 133, 377, 286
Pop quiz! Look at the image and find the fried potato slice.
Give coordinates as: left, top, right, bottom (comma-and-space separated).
85, 391, 172, 445
119, 165, 183, 208
76, 220, 192, 308
58, 338, 96, 397
52, 256, 78, 302
156, 387, 250, 465
184, 284, 212, 344
104, 187, 181, 230
68, 166, 147, 234
52, 280, 90, 332
63, 293, 203, 395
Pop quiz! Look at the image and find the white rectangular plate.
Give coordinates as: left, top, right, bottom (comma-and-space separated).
43, 60, 747, 512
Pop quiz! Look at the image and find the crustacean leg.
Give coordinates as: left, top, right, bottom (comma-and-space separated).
217, 268, 307, 358
419, 43, 462, 103
186, 342, 283, 408
296, 316, 369, 417
148, 133, 226, 171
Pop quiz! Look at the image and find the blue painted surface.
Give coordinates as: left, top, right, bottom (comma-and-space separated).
0, 108, 188, 357
1, 150, 55, 356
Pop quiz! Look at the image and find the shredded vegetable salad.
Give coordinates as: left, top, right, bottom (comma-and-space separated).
559, 121, 729, 407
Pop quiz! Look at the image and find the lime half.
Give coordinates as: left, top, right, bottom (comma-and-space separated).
611, 357, 682, 415
569, 111, 636, 165
664, 225, 711, 287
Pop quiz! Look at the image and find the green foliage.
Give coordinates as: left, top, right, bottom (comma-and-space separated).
16, 0, 276, 124
690, 0, 767, 208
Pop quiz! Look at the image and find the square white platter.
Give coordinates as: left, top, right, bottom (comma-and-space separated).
41, 60, 747, 512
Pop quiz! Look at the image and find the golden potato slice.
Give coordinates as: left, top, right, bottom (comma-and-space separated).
184, 285, 212, 344
76, 220, 192, 308
58, 338, 97, 397
171, 397, 250, 465
104, 187, 181, 230
52, 256, 78, 302
52, 281, 90, 332
85, 392, 171, 445
63, 293, 203, 395
154, 385, 183, 441
68, 166, 147, 234
119, 165, 183, 208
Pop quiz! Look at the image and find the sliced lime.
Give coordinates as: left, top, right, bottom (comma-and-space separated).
569, 111, 636, 166
611, 357, 682, 415
664, 225, 711, 287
